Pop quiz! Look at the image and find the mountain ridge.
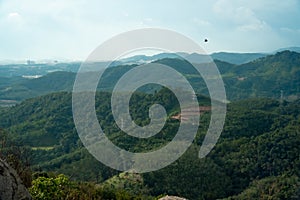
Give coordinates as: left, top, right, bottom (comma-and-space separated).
0, 50, 299, 104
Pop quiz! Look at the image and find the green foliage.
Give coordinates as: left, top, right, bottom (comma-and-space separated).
212, 52, 266, 65
100, 172, 151, 197
0, 71, 76, 101
1, 50, 299, 103
0, 51, 299, 199
30, 173, 154, 200
223, 51, 300, 100
30, 174, 73, 200
143, 145, 232, 200
224, 174, 300, 200
0, 88, 299, 199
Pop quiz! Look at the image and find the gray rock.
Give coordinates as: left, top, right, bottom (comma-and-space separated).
158, 195, 187, 200
0, 159, 31, 200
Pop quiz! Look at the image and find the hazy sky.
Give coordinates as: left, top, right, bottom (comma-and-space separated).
0, 0, 300, 60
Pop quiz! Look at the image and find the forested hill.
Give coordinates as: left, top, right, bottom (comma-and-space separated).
0, 51, 299, 199
211, 52, 266, 64
0, 90, 299, 199
0, 50, 299, 104
0, 71, 76, 102
221, 50, 300, 100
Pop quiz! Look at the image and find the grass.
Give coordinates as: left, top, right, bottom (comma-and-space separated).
31, 146, 55, 151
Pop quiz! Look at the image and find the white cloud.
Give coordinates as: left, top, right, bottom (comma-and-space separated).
213, 1, 268, 29
237, 21, 268, 31
3, 11, 25, 30
0, 0, 299, 59
6, 12, 22, 23
192, 18, 211, 26
234, 7, 269, 31
7, 12, 20, 18
213, 0, 298, 13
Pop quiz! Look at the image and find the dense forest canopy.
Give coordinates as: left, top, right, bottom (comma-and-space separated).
0, 50, 299, 199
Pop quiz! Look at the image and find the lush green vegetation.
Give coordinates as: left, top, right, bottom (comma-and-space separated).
223, 174, 300, 200
29, 173, 153, 200
211, 52, 266, 65
0, 50, 299, 199
1, 51, 299, 102
0, 89, 299, 199
0, 62, 80, 77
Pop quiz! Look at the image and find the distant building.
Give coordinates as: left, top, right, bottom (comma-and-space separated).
26, 60, 35, 65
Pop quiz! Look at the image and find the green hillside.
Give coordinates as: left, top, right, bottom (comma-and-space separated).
0, 51, 299, 199
211, 52, 266, 64
0, 71, 76, 101
224, 51, 300, 100
1, 51, 299, 104
0, 90, 299, 199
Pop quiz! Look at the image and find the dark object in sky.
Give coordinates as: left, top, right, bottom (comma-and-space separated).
204, 39, 208, 42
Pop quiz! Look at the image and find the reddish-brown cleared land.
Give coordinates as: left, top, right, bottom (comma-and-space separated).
171, 106, 211, 121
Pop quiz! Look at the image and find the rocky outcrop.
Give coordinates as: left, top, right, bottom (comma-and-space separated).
0, 159, 31, 200
159, 195, 187, 200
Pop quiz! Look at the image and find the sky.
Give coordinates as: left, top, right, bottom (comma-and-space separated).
0, 0, 300, 60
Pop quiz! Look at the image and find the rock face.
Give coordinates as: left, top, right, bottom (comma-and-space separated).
0, 159, 31, 200
159, 195, 187, 200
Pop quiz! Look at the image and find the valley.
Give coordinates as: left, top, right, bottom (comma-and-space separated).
0, 50, 299, 199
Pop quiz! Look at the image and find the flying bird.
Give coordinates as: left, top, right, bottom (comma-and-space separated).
204, 39, 208, 42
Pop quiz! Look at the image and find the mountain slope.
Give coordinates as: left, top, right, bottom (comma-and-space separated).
275, 46, 300, 53
211, 52, 267, 64
0, 91, 299, 199
0, 50, 299, 103
224, 50, 300, 100
0, 71, 76, 101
